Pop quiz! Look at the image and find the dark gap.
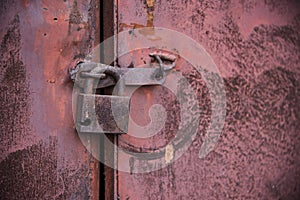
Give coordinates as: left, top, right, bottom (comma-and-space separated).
95, 88, 105, 95
100, 0, 105, 64
99, 133, 105, 200
98, 89, 105, 200
99, 0, 115, 199
99, 0, 105, 200
95, 87, 114, 95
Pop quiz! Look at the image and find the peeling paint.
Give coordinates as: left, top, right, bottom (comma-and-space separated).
119, 0, 156, 37
0, 15, 36, 161
146, 0, 155, 8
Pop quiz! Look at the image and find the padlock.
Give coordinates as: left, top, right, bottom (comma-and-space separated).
72, 53, 176, 134
73, 63, 130, 134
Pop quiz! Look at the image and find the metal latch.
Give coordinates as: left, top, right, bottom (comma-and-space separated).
71, 52, 176, 134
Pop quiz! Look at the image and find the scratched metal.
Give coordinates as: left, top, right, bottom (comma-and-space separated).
117, 0, 300, 199
0, 0, 100, 199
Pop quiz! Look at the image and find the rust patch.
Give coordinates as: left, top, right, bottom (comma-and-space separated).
67, 0, 89, 40
145, 0, 154, 27
0, 136, 91, 199
0, 137, 58, 199
1, 0, 101, 199
119, 22, 146, 31
0, 15, 34, 160
69, 0, 82, 25
117, 0, 300, 199
119, 0, 156, 38
146, 0, 155, 7
46, 79, 56, 84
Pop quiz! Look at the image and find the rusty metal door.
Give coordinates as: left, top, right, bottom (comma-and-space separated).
0, 0, 101, 199
1, 0, 300, 200
114, 0, 300, 199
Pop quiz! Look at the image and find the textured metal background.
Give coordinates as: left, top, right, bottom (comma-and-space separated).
0, 0, 299, 199
117, 0, 300, 199
0, 0, 100, 199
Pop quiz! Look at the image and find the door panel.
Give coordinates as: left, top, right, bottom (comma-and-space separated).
117, 0, 300, 199
0, 0, 101, 199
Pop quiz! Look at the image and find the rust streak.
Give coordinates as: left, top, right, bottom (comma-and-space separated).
119, 0, 155, 36
146, 0, 155, 7
145, 0, 154, 27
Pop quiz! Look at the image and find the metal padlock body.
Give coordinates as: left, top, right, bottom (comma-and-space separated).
73, 62, 167, 134
77, 94, 130, 134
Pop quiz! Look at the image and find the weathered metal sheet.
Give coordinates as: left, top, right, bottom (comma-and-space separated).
0, 0, 100, 199
117, 0, 300, 199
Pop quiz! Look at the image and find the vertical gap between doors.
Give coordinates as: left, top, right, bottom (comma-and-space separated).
99, 0, 116, 199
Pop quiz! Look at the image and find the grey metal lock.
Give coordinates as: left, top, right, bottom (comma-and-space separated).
71, 52, 176, 134
77, 93, 130, 134
73, 63, 131, 134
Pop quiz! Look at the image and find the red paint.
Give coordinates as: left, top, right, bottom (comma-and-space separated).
0, 0, 100, 199
1, 0, 299, 199
117, 0, 300, 199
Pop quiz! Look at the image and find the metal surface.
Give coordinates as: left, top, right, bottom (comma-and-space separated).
117, 0, 300, 199
1, 0, 299, 199
0, 0, 101, 199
